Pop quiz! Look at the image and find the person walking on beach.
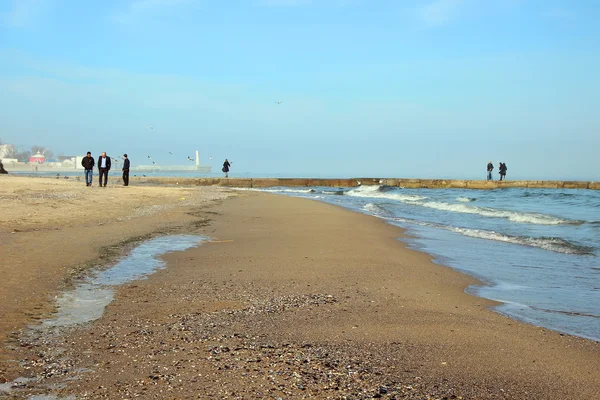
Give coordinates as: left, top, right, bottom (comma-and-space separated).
98, 152, 111, 187
81, 151, 94, 186
486, 161, 494, 181
222, 159, 231, 178
499, 162, 507, 181
122, 154, 130, 186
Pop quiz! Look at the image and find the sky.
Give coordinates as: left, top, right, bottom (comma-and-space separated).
0, 0, 599, 179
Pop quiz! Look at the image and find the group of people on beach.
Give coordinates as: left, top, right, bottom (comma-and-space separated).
81, 152, 130, 187
80, 153, 231, 186
486, 161, 508, 181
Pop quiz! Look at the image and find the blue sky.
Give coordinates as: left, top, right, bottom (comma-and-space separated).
1, 0, 599, 179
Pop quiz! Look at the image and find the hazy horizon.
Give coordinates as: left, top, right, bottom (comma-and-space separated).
1, 0, 599, 181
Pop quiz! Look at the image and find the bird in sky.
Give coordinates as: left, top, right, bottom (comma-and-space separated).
275, 101, 282, 105
168, 152, 173, 155
187, 156, 193, 161
209, 156, 213, 161
148, 126, 154, 130
147, 156, 152, 159
152, 161, 156, 165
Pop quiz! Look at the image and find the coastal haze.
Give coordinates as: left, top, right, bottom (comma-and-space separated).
1, 1, 599, 180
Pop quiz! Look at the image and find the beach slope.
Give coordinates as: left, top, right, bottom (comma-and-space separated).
5, 190, 597, 399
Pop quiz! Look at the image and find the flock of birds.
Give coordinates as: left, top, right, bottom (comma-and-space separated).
113, 103, 283, 170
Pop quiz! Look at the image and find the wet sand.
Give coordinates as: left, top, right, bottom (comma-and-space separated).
1, 177, 599, 399
0, 175, 233, 382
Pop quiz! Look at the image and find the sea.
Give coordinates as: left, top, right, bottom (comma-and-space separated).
253, 185, 600, 342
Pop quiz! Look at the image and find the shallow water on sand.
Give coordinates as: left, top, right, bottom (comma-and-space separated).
41, 235, 205, 329
255, 186, 600, 342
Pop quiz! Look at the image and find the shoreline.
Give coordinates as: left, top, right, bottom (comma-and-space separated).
6, 172, 600, 190
1, 176, 598, 398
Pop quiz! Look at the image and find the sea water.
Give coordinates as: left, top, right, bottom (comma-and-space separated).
256, 186, 600, 341
41, 235, 205, 328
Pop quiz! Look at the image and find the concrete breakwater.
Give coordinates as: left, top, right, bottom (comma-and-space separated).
133, 177, 600, 190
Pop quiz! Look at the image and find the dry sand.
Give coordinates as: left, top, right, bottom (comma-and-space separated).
0, 176, 598, 399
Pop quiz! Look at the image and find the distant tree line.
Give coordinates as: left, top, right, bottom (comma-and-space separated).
0, 138, 54, 162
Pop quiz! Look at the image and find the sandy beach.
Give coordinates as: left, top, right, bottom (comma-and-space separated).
0, 176, 598, 399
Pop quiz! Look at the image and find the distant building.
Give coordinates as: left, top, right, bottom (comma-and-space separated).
29, 152, 46, 163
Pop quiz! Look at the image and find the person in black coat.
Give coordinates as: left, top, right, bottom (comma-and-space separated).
499, 162, 507, 181
222, 159, 231, 178
122, 154, 130, 186
486, 161, 494, 181
97, 152, 111, 187
81, 151, 95, 186
0, 160, 8, 174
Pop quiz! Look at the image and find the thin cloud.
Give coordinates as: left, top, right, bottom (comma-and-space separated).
112, 0, 194, 24
1, 0, 53, 28
257, 0, 313, 5
256, 0, 357, 7
418, 0, 466, 28
543, 7, 575, 19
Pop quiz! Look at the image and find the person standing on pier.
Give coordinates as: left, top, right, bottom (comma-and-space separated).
81, 152, 94, 186
98, 152, 111, 187
222, 159, 231, 178
499, 162, 507, 181
122, 154, 130, 186
486, 161, 494, 181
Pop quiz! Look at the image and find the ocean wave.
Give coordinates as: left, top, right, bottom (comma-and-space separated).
362, 203, 392, 216
418, 201, 580, 225
456, 197, 476, 203
263, 188, 316, 194
449, 228, 595, 255
346, 185, 427, 202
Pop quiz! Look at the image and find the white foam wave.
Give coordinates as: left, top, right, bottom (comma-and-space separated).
456, 197, 476, 203
263, 188, 316, 194
363, 202, 391, 216
449, 228, 593, 255
346, 185, 427, 202
419, 201, 576, 225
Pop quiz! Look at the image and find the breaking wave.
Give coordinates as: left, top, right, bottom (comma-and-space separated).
418, 202, 581, 225
449, 228, 594, 255
263, 188, 316, 194
346, 185, 427, 202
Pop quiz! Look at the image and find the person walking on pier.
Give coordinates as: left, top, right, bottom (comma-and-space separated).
499, 162, 507, 181
486, 161, 494, 181
81, 152, 94, 186
122, 154, 130, 186
98, 152, 111, 187
222, 159, 231, 178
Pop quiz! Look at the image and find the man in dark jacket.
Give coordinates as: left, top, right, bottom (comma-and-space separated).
98, 152, 111, 187
122, 154, 130, 186
81, 152, 95, 186
486, 161, 494, 181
